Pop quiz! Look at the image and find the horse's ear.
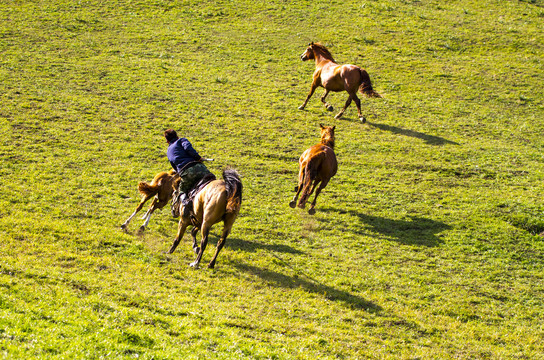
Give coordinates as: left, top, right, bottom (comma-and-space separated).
319, 123, 324, 129
332, 126, 336, 131
310, 42, 314, 46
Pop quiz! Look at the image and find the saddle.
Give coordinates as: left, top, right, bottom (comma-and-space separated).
180, 172, 216, 225
183, 172, 217, 207
171, 172, 216, 219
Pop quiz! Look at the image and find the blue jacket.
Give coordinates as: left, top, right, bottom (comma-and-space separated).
167, 138, 201, 174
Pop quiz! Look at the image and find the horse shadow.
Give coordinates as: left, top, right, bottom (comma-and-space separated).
233, 262, 381, 312
322, 208, 449, 247
367, 121, 459, 146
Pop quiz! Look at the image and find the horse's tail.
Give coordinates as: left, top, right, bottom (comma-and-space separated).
223, 168, 243, 214
138, 180, 161, 197
298, 156, 320, 207
359, 69, 381, 98
138, 171, 171, 197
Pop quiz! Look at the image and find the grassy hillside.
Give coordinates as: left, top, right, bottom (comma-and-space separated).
1, 0, 543, 358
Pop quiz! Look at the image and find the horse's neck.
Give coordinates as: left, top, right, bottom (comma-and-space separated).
321, 138, 335, 149
314, 51, 335, 65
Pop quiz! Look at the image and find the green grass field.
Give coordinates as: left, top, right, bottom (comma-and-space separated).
1, 0, 543, 358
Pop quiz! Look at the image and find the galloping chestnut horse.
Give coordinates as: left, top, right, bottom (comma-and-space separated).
121, 169, 179, 232
298, 42, 380, 122
290, 124, 337, 215
168, 169, 242, 269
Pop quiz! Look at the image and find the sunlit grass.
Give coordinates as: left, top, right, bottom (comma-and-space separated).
0, 0, 543, 358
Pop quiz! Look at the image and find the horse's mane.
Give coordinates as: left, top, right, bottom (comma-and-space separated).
320, 130, 335, 149
312, 43, 335, 62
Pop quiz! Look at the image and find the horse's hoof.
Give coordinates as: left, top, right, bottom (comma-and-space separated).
327, 105, 333, 112
189, 261, 200, 269
308, 208, 316, 215
138, 226, 146, 233
360, 116, 366, 123
334, 114, 342, 120
120, 224, 127, 231
289, 201, 296, 208
298, 105, 305, 110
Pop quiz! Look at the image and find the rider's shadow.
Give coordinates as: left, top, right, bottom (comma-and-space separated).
367, 121, 459, 146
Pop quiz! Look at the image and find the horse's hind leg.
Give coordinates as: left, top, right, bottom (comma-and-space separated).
352, 93, 365, 123
190, 221, 212, 268
121, 194, 152, 231
139, 198, 160, 232
320, 90, 333, 111
301, 178, 321, 211
208, 215, 236, 269
290, 179, 305, 208
139, 208, 154, 232
121, 209, 138, 231
334, 95, 352, 120
290, 166, 306, 208
297, 178, 317, 209
308, 179, 328, 215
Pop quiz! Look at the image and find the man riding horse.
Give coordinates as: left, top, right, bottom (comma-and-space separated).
164, 129, 215, 219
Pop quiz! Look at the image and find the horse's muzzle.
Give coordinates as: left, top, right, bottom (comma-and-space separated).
300, 54, 308, 61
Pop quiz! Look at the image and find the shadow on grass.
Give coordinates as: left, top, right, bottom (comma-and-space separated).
234, 262, 382, 312
228, 238, 304, 255
367, 121, 459, 146
323, 208, 450, 247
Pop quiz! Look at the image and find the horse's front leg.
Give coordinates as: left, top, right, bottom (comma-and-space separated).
299, 82, 319, 110
168, 219, 189, 254
191, 226, 200, 254
320, 90, 333, 111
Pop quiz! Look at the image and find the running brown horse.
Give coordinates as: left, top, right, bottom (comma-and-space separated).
298, 42, 381, 122
121, 169, 179, 232
290, 124, 337, 215
168, 168, 242, 269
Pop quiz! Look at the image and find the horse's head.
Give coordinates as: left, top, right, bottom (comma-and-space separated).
319, 124, 336, 148
300, 42, 315, 61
